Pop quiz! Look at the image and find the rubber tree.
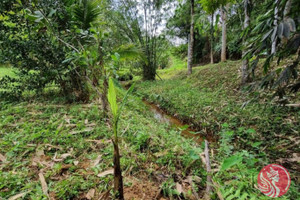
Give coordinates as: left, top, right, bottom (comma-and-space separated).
241, 0, 251, 84
271, 0, 292, 54
187, 0, 195, 75
220, 4, 227, 62
271, 0, 279, 54
199, 0, 220, 64
219, 0, 234, 62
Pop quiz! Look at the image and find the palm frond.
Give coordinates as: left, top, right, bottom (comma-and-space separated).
114, 44, 146, 62
73, 0, 101, 30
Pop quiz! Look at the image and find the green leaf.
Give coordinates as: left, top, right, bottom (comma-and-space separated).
246, 128, 256, 134
117, 83, 135, 119
221, 155, 243, 171
108, 78, 118, 118
261, 29, 272, 42
188, 150, 199, 160
34, 11, 43, 18
251, 142, 262, 147
48, 9, 56, 17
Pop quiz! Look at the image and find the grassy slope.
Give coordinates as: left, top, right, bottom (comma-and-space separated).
0, 90, 205, 199
137, 58, 300, 199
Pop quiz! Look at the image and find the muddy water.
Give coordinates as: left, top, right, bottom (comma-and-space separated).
143, 100, 205, 143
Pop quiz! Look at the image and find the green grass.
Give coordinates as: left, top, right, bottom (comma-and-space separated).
0, 89, 205, 199
137, 58, 300, 199
1, 59, 299, 199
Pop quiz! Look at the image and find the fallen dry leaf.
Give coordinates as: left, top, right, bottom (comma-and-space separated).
176, 182, 183, 194
45, 144, 62, 150
36, 148, 45, 157
74, 161, 79, 166
93, 155, 102, 167
57, 122, 63, 130
64, 115, 71, 124
52, 150, 72, 162
70, 127, 94, 135
85, 139, 111, 144
277, 153, 300, 163
86, 189, 95, 200
0, 153, 6, 162
154, 150, 168, 157
27, 144, 37, 147
97, 169, 114, 177
39, 172, 48, 196
8, 191, 29, 200
61, 153, 72, 159
31, 156, 54, 168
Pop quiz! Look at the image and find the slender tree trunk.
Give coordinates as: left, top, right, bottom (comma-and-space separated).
272, 0, 279, 54
187, 0, 195, 75
283, 0, 292, 20
113, 124, 124, 200
281, 0, 293, 45
204, 140, 212, 200
98, 39, 109, 116
221, 6, 227, 62
241, 0, 251, 84
210, 14, 214, 64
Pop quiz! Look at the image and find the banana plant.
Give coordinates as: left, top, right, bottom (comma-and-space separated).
107, 78, 134, 200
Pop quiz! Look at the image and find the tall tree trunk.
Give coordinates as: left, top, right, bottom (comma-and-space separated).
283, 0, 292, 20
187, 0, 194, 75
143, 63, 156, 80
210, 14, 214, 64
272, 0, 279, 54
98, 39, 109, 116
281, 0, 292, 45
221, 6, 227, 62
241, 0, 251, 84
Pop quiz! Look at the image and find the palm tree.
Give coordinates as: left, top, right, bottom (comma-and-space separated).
199, 0, 219, 64
73, 0, 101, 30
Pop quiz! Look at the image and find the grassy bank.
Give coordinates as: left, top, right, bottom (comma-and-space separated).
137, 60, 300, 199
